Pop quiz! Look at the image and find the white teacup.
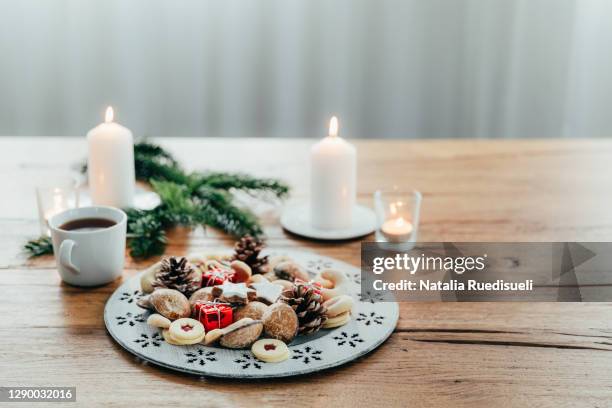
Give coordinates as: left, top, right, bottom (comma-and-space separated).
49, 206, 127, 287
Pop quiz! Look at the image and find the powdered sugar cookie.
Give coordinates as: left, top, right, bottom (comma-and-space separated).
212, 282, 256, 304
249, 281, 283, 304
251, 339, 290, 363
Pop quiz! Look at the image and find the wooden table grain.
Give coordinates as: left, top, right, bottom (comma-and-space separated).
2, 137, 612, 408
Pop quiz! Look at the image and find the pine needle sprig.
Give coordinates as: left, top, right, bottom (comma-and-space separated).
125, 209, 167, 259
151, 180, 196, 225
132, 141, 178, 166
24, 236, 54, 258
192, 172, 290, 200
194, 186, 263, 237
134, 151, 192, 185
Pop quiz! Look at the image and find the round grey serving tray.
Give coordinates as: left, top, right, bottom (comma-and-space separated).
104, 250, 399, 379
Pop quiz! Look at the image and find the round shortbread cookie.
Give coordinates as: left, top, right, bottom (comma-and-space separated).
251, 339, 290, 363
322, 311, 351, 329
162, 329, 182, 345
169, 318, 205, 341
323, 295, 354, 317
162, 329, 206, 345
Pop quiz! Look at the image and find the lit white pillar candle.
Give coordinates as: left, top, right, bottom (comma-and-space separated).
310, 116, 356, 230
87, 107, 135, 208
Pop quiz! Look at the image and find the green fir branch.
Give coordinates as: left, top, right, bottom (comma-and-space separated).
25, 140, 289, 259
192, 172, 290, 200
132, 141, 178, 166
194, 186, 263, 237
125, 209, 167, 259
24, 236, 54, 258
151, 180, 196, 225
134, 152, 191, 185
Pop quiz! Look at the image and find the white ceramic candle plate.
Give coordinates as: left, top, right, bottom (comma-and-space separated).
104, 250, 398, 379
281, 204, 377, 240
75, 185, 161, 211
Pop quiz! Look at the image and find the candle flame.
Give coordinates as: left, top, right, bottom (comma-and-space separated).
394, 217, 407, 227
390, 203, 397, 216
390, 200, 404, 215
105, 106, 114, 123
329, 116, 339, 137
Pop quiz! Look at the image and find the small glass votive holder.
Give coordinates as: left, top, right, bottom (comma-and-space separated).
36, 184, 80, 236
374, 189, 422, 248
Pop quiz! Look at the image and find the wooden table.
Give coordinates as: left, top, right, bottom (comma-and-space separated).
2, 137, 612, 407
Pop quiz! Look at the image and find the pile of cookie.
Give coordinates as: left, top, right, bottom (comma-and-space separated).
136, 237, 353, 363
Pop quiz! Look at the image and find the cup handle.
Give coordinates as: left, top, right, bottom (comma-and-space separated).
59, 239, 80, 274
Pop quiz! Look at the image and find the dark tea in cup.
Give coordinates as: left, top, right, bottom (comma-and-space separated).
59, 217, 116, 232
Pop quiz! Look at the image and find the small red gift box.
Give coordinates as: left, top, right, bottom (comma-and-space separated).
202, 268, 234, 287
194, 302, 233, 331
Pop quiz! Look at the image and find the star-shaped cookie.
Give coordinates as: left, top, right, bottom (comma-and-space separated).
249, 281, 284, 304
212, 282, 255, 304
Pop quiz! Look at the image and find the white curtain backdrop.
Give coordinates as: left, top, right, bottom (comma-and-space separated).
1, 0, 612, 138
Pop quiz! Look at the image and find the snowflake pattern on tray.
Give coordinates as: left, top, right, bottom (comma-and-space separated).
119, 290, 143, 304
134, 332, 162, 348
116, 312, 146, 327
333, 332, 365, 348
291, 346, 323, 364
356, 311, 385, 326
234, 353, 263, 370
306, 259, 333, 274
358, 290, 384, 304
185, 349, 217, 366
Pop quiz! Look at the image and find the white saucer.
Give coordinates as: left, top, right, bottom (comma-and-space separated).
281, 203, 376, 240
74, 186, 161, 211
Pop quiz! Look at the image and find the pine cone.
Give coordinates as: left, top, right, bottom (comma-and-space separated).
281, 283, 327, 335
152, 256, 201, 297
232, 235, 268, 275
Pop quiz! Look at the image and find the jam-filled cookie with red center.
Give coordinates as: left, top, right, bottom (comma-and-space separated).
164, 318, 206, 345
251, 339, 290, 363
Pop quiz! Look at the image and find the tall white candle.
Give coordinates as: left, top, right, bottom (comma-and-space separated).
310, 116, 356, 230
87, 107, 135, 208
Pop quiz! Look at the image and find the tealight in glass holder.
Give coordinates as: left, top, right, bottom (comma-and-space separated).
36, 184, 80, 236
374, 189, 422, 248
